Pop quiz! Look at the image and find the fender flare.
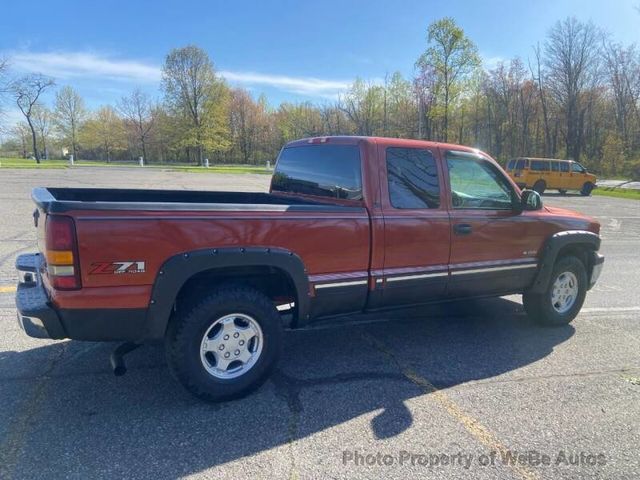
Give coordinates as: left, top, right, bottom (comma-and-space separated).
529, 230, 601, 293
144, 247, 310, 339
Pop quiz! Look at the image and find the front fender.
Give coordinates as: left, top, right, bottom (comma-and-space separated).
528, 230, 601, 294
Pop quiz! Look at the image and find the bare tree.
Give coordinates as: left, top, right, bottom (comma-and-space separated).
54, 86, 87, 160
118, 89, 154, 164
11, 74, 55, 162
544, 17, 600, 161
32, 105, 52, 159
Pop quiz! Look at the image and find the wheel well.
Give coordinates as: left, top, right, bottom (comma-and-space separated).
555, 244, 592, 273
174, 265, 298, 319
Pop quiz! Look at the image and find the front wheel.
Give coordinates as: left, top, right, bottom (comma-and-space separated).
523, 256, 587, 326
165, 286, 283, 402
533, 180, 546, 195
581, 182, 594, 196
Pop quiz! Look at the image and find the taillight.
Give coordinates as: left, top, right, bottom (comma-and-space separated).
45, 215, 81, 290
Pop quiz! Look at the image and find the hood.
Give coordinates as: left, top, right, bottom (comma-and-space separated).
543, 205, 600, 234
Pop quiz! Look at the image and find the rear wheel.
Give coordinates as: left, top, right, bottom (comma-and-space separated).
558, 189, 567, 195
533, 180, 546, 195
523, 256, 587, 326
581, 182, 594, 196
165, 286, 283, 402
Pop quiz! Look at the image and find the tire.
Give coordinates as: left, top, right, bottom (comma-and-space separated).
581, 182, 594, 196
533, 180, 546, 195
558, 189, 567, 195
165, 286, 283, 402
523, 256, 587, 326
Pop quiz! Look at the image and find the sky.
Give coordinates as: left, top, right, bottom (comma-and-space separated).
1, 0, 639, 127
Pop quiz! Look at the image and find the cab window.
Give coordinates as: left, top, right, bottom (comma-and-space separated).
272, 145, 363, 200
571, 163, 586, 173
446, 151, 515, 210
386, 147, 440, 209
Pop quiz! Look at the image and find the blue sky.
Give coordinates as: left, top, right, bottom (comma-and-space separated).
1, 0, 639, 122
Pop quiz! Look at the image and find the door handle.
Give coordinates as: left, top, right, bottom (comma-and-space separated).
454, 223, 472, 235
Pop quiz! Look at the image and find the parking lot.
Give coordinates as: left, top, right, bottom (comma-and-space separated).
0, 167, 638, 479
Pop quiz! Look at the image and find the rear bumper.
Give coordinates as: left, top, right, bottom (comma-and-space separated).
589, 252, 605, 290
16, 253, 148, 341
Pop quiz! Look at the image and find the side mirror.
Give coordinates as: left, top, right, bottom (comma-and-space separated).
520, 189, 543, 211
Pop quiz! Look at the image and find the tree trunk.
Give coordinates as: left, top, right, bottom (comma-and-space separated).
27, 119, 40, 163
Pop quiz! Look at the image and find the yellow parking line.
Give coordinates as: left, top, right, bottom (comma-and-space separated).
362, 333, 539, 480
0, 285, 17, 293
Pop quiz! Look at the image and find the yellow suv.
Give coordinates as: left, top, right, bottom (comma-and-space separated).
505, 157, 597, 196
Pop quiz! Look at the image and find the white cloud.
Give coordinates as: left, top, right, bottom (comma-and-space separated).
4, 50, 353, 99
8, 51, 161, 83
481, 54, 507, 71
219, 70, 350, 99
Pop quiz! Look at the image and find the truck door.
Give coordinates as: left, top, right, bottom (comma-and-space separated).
444, 149, 543, 297
376, 144, 451, 307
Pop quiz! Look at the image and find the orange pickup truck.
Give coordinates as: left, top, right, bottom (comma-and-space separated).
15, 136, 604, 401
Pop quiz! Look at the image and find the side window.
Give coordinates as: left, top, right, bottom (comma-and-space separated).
559, 162, 570, 173
447, 151, 515, 210
571, 163, 586, 173
386, 148, 440, 209
515, 159, 527, 170
530, 160, 549, 172
551, 161, 560, 172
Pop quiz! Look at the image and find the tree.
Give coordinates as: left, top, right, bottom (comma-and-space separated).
32, 105, 52, 159
544, 17, 600, 161
0, 57, 9, 127
119, 89, 154, 163
11, 74, 55, 162
81, 106, 126, 162
11, 122, 31, 158
416, 18, 480, 142
162, 45, 230, 164
54, 86, 87, 160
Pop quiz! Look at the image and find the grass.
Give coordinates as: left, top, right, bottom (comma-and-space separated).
593, 186, 640, 200
0, 157, 271, 174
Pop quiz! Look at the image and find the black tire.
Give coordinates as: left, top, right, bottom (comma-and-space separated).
165, 286, 283, 402
558, 189, 567, 195
533, 180, 546, 195
581, 182, 594, 196
523, 256, 587, 326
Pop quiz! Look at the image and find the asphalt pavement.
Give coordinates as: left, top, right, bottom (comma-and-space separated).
0, 168, 638, 479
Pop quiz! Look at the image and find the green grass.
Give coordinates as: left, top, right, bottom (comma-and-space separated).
0, 157, 271, 174
593, 187, 640, 200
0, 157, 69, 169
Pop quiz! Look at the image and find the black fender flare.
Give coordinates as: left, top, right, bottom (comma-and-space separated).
529, 230, 601, 293
144, 247, 310, 339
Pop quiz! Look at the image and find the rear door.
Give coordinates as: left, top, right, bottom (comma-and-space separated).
377, 144, 450, 307
444, 149, 542, 297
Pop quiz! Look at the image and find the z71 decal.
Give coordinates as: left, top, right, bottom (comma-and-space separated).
90, 261, 146, 275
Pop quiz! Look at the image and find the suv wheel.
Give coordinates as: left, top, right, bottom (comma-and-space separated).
165, 286, 283, 402
523, 256, 587, 326
533, 180, 546, 195
581, 182, 594, 196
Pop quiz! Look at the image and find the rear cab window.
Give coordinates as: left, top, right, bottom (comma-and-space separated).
386, 147, 440, 209
271, 145, 363, 200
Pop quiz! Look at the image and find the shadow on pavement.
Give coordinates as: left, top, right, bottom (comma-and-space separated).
0, 296, 574, 478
